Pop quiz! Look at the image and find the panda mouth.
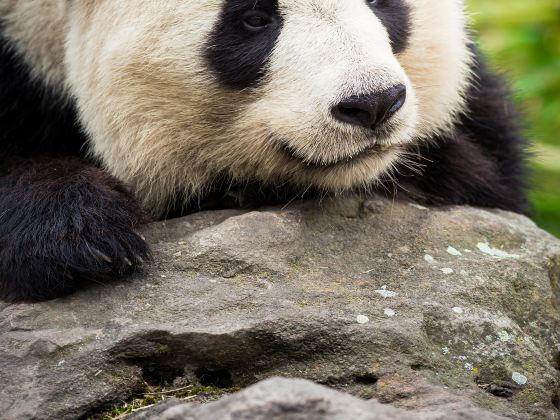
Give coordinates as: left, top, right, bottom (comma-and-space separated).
275, 141, 398, 169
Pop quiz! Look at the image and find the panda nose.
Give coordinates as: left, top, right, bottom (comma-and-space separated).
332, 85, 407, 130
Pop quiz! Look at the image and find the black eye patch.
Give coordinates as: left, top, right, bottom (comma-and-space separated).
367, 0, 411, 54
205, 0, 283, 90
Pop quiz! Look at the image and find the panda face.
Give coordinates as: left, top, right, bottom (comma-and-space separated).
66, 0, 472, 211
203, 0, 419, 190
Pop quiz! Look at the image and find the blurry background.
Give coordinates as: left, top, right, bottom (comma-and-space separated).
469, 0, 560, 237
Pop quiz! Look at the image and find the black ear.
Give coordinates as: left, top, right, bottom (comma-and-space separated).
0, 157, 151, 302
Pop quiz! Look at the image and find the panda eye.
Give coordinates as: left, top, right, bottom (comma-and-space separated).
242, 10, 272, 32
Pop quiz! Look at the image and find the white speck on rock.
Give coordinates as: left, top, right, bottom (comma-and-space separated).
384, 308, 396, 317
441, 268, 454, 275
447, 247, 462, 256
173, 251, 182, 257
57, 360, 65, 367
424, 254, 435, 263
357, 315, 370, 324
464, 363, 473, 370
442, 347, 450, 355
512, 372, 528, 386
497, 330, 511, 342
477, 242, 520, 259
375, 286, 398, 298
452, 307, 464, 314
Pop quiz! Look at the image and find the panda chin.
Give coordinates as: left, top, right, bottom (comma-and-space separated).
274, 139, 400, 170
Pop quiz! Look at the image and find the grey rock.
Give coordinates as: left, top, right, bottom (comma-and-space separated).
130, 398, 183, 420
153, 377, 507, 420
1, 197, 559, 420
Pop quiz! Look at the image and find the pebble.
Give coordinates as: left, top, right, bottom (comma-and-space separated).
384, 308, 396, 317
512, 372, 528, 386
447, 247, 462, 256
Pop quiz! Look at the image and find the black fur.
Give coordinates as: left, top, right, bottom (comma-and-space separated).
390, 48, 529, 213
368, 0, 411, 54
205, 0, 283, 90
0, 28, 150, 302
0, 29, 86, 158
0, 157, 150, 302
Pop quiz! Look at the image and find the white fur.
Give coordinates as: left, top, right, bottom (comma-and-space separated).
400, 0, 473, 138
1, 0, 473, 215
0, 0, 68, 89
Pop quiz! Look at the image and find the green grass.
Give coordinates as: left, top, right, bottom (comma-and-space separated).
531, 144, 560, 236
469, 0, 560, 237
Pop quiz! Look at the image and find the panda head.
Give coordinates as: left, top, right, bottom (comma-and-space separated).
66, 0, 472, 212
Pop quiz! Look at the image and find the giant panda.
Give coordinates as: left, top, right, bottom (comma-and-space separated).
0, 0, 528, 302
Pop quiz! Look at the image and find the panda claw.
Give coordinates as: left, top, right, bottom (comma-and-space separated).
94, 248, 113, 264
134, 230, 146, 242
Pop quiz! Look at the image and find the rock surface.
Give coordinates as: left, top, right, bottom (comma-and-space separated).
0, 197, 559, 420
147, 377, 506, 420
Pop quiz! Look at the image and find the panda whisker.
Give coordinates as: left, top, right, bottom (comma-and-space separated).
282, 184, 312, 211
413, 85, 442, 89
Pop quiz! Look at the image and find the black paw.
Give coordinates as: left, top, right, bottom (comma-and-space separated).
0, 158, 151, 302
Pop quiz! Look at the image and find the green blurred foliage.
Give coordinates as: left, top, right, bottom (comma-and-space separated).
469, 0, 560, 237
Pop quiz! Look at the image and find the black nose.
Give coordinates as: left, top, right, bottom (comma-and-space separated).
332, 84, 407, 130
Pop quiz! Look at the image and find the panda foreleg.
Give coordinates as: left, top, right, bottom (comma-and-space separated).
0, 156, 150, 302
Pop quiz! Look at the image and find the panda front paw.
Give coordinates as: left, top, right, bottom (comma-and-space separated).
0, 158, 151, 302
0, 219, 150, 302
